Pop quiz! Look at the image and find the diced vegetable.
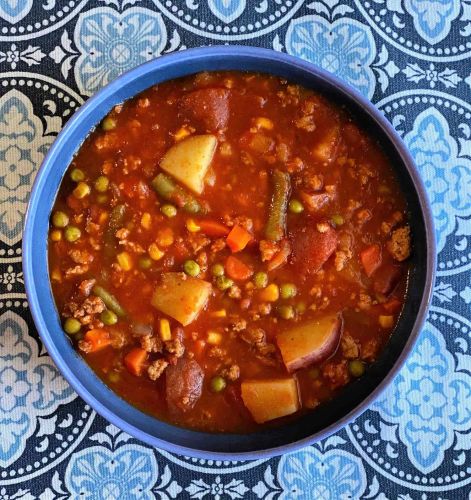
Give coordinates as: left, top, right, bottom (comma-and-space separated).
186, 218, 201, 232
151, 173, 203, 214
101, 310, 118, 326
198, 219, 230, 237
207, 331, 222, 345
253, 271, 268, 289
151, 272, 212, 326
92, 285, 126, 317
276, 313, 343, 372
64, 318, 81, 335
226, 225, 252, 252
280, 283, 297, 299
161, 204, 177, 218
95, 175, 109, 192
312, 125, 340, 163
379, 315, 394, 328
117, 251, 133, 271
349, 359, 365, 377
159, 318, 172, 341
216, 275, 233, 291
258, 283, 279, 302
241, 378, 300, 423
288, 199, 304, 214
64, 226, 81, 242
211, 263, 225, 277
52, 211, 69, 228
124, 347, 148, 376
210, 309, 226, 318
360, 244, 382, 277
160, 134, 217, 194
166, 358, 204, 413
83, 328, 111, 353
183, 259, 200, 277
102, 116, 117, 131
277, 305, 295, 320
140, 212, 152, 229
70, 168, 85, 182
291, 226, 338, 275
225, 256, 253, 281
73, 182, 91, 199
148, 243, 164, 261
265, 170, 291, 242
210, 376, 227, 392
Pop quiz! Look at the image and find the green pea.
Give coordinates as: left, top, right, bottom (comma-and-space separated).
108, 372, 120, 383
296, 301, 306, 314
280, 283, 297, 299
52, 211, 69, 228
216, 275, 233, 291
289, 199, 304, 214
349, 359, 365, 378
138, 256, 152, 270
331, 214, 345, 226
161, 204, 177, 218
277, 305, 295, 320
73, 182, 91, 199
253, 271, 268, 289
64, 317, 81, 335
102, 116, 117, 131
70, 168, 85, 182
210, 376, 226, 393
308, 367, 320, 379
211, 263, 225, 277
94, 175, 109, 193
64, 226, 81, 242
183, 260, 200, 277
101, 309, 118, 326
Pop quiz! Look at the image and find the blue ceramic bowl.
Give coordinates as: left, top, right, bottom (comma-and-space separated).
23, 46, 436, 459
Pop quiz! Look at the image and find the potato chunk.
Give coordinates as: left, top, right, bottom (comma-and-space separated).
160, 134, 217, 194
151, 272, 212, 326
241, 378, 300, 424
276, 313, 343, 372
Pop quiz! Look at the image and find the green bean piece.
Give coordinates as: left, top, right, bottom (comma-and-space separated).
95, 175, 109, 192
151, 173, 203, 214
102, 116, 117, 131
210, 376, 226, 392
161, 204, 177, 218
349, 359, 365, 378
280, 283, 297, 299
64, 226, 81, 242
52, 211, 69, 228
265, 169, 291, 241
64, 317, 81, 335
277, 305, 295, 320
101, 309, 118, 326
138, 256, 152, 270
288, 199, 304, 214
253, 271, 268, 289
211, 263, 225, 277
331, 214, 344, 226
183, 260, 200, 277
92, 285, 126, 317
216, 275, 233, 291
70, 168, 85, 182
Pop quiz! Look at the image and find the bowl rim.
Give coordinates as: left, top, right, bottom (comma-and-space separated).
23, 45, 436, 459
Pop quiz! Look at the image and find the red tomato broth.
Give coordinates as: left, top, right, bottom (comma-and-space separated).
48, 71, 411, 432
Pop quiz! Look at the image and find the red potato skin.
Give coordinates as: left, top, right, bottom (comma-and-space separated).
166, 358, 204, 413
291, 225, 338, 275
276, 314, 343, 373
374, 265, 402, 295
179, 88, 230, 132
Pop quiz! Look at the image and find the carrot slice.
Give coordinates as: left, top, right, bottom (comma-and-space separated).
226, 255, 253, 281
226, 225, 252, 252
83, 328, 111, 353
198, 219, 230, 237
360, 244, 382, 277
124, 347, 148, 376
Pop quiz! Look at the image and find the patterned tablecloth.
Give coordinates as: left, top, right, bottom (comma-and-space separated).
1, 0, 471, 498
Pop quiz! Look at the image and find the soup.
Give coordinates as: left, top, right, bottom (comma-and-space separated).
48, 71, 411, 432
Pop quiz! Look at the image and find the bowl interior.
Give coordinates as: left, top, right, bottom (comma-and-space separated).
24, 47, 435, 458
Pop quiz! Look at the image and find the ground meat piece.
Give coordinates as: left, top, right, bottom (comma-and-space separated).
257, 343, 276, 356
231, 319, 247, 332
115, 227, 130, 240
78, 279, 96, 297
64, 265, 89, 279
387, 226, 411, 262
334, 250, 350, 271
259, 240, 279, 262
257, 303, 271, 316
228, 285, 241, 299
240, 328, 265, 345
362, 338, 379, 362
301, 172, 324, 192
69, 249, 94, 265
356, 209, 372, 226
75, 296, 106, 318
120, 240, 145, 254
78, 340, 93, 354
148, 359, 169, 381
208, 346, 227, 358
164, 338, 185, 358
210, 238, 226, 254
322, 360, 350, 389
109, 329, 127, 349
187, 233, 210, 253
196, 251, 208, 272
294, 114, 316, 132
358, 292, 372, 310
300, 192, 332, 212
140, 335, 163, 353
341, 333, 360, 360
166, 358, 204, 413
220, 364, 240, 381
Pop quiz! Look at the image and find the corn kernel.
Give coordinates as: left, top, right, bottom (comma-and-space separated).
210, 309, 227, 318
98, 211, 108, 225
207, 331, 222, 345
159, 318, 172, 341
173, 126, 193, 142
156, 227, 174, 247
254, 117, 274, 130
258, 283, 279, 302
50, 230, 62, 241
141, 212, 151, 230
51, 268, 62, 282
186, 219, 201, 233
148, 243, 164, 261
117, 251, 133, 271
379, 315, 394, 329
